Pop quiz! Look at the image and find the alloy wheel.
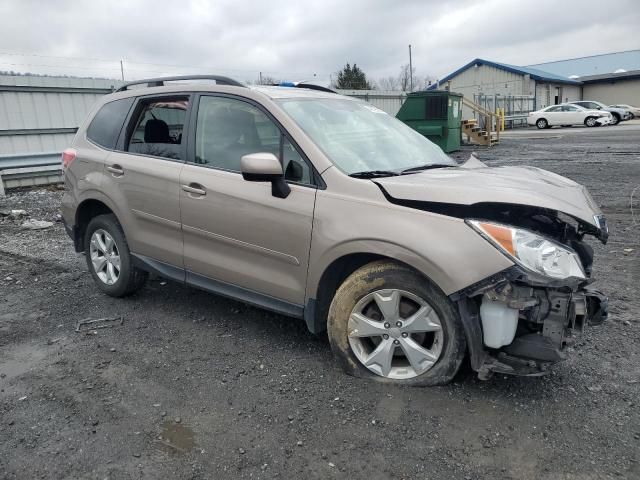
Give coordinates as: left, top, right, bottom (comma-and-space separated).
89, 229, 121, 285
347, 289, 443, 380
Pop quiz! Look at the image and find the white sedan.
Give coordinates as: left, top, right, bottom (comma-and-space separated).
527, 104, 612, 129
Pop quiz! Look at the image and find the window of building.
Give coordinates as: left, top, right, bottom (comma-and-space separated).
127, 97, 188, 160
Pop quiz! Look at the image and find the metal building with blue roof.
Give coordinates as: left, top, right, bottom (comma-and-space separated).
428, 50, 640, 116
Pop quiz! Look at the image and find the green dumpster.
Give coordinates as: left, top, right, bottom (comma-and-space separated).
396, 90, 463, 153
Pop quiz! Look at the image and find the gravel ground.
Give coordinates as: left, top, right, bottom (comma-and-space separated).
1, 123, 639, 480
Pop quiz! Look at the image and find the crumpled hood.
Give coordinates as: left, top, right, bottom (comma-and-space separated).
375, 155, 603, 229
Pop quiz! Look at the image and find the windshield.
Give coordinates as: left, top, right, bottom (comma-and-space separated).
276, 97, 455, 175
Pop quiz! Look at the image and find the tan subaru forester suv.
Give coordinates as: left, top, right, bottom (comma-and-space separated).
61, 75, 608, 385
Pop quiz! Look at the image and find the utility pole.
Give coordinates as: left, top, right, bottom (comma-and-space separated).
259, 71, 262, 84
120, 60, 124, 81
408, 44, 413, 92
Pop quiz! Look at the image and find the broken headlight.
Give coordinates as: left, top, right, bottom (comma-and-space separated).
468, 220, 586, 280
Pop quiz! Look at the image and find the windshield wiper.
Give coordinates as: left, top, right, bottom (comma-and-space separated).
400, 164, 454, 175
349, 170, 400, 178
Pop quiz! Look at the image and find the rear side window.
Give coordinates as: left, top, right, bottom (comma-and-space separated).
86, 98, 134, 149
127, 97, 188, 160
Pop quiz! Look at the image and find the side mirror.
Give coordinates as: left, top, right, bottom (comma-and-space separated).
241, 152, 291, 199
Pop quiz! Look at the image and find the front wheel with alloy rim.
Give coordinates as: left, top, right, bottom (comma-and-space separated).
585, 117, 598, 127
84, 214, 147, 297
609, 114, 619, 126
327, 260, 466, 386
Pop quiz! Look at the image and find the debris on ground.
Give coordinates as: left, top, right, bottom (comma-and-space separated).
75, 316, 124, 333
9, 209, 27, 218
21, 219, 54, 230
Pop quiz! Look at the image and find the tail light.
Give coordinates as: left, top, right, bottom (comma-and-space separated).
61, 148, 77, 170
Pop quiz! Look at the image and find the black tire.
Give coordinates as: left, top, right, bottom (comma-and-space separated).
536, 118, 548, 129
84, 214, 147, 297
585, 116, 598, 127
609, 113, 620, 126
327, 260, 466, 386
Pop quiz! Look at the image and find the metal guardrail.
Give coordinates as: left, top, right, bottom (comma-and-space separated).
0, 152, 62, 170
0, 152, 62, 195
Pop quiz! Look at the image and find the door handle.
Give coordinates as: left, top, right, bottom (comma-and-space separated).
107, 165, 124, 176
181, 183, 206, 196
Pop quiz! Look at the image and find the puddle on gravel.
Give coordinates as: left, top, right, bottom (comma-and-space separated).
0, 342, 51, 383
154, 420, 196, 455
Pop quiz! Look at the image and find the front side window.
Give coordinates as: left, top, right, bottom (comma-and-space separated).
127, 97, 188, 160
86, 97, 134, 149
194, 96, 313, 184
546, 106, 562, 112
277, 98, 455, 175
195, 96, 279, 171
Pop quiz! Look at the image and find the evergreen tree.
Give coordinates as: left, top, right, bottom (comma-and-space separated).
333, 63, 372, 90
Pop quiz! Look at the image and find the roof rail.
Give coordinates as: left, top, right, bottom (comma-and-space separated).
115, 75, 245, 92
276, 81, 336, 94
295, 83, 337, 94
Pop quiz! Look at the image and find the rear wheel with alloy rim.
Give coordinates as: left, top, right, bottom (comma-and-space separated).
327, 260, 466, 386
84, 214, 147, 297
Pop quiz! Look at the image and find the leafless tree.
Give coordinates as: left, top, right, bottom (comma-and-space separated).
377, 76, 400, 91
398, 63, 414, 92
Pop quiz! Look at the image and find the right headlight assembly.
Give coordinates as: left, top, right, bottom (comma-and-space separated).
468, 220, 586, 280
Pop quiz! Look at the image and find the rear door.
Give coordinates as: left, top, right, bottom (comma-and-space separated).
104, 94, 191, 270
179, 94, 317, 307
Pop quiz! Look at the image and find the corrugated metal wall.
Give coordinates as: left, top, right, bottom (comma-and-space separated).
336, 90, 407, 115
0, 76, 407, 164
583, 79, 640, 104
0, 75, 120, 156
442, 64, 535, 118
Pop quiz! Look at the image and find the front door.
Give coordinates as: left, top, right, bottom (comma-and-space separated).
543, 105, 563, 125
180, 94, 317, 306
561, 105, 583, 125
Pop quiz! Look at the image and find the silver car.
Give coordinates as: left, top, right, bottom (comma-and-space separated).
61, 75, 609, 385
569, 100, 631, 125
609, 104, 640, 119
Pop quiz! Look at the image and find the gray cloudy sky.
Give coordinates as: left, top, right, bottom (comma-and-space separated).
0, 0, 638, 85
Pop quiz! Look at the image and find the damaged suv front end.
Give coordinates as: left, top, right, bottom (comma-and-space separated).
457, 214, 608, 378
375, 155, 609, 379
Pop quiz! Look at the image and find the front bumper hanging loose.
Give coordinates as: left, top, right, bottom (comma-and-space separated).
453, 267, 609, 379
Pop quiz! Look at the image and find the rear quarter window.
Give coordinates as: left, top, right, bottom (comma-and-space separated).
86, 97, 135, 149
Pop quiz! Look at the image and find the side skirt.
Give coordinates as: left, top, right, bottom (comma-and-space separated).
131, 253, 304, 320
